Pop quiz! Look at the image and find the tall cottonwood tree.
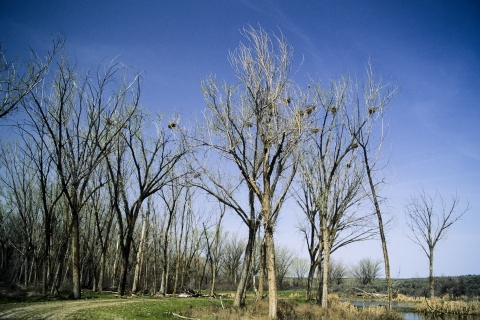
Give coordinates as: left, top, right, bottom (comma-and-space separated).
91, 183, 115, 293
188, 150, 260, 306
199, 25, 310, 318
354, 67, 397, 311
24, 57, 141, 299
0, 143, 40, 288
405, 190, 468, 299
300, 79, 363, 308
297, 73, 391, 308
106, 109, 187, 296
157, 179, 186, 295
18, 128, 64, 295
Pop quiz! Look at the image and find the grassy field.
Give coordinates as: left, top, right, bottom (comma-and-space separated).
0, 289, 404, 320
1, 279, 480, 319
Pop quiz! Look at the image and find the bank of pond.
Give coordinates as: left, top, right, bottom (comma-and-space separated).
349, 299, 480, 320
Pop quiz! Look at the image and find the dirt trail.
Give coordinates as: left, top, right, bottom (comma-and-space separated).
0, 299, 138, 319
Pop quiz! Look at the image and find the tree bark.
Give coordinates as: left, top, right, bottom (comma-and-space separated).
361, 144, 393, 311
256, 239, 265, 301
429, 246, 434, 299
132, 213, 148, 293
233, 222, 257, 306
264, 225, 277, 319
319, 216, 330, 308
71, 211, 81, 299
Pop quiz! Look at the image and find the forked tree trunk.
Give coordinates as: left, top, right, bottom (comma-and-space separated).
305, 259, 317, 300
118, 236, 132, 296
233, 223, 257, 306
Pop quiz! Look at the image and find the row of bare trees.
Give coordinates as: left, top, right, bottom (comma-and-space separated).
0, 26, 468, 319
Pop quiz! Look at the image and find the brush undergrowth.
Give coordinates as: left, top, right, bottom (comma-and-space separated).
415, 297, 480, 316
183, 298, 404, 320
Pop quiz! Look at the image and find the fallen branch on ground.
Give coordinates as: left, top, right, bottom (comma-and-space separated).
353, 287, 388, 299
166, 312, 200, 320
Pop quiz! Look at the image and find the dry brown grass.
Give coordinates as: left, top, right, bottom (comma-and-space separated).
415, 297, 480, 316
182, 298, 404, 320
393, 293, 418, 302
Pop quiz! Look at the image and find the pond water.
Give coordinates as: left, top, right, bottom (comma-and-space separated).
350, 300, 413, 308
349, 301, 480, 320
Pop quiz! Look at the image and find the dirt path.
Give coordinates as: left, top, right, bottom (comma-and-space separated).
0, 299, 139, 319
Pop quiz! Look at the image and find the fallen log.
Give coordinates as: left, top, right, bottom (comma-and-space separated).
353, 287, 388, 299
170, 312, 200, 320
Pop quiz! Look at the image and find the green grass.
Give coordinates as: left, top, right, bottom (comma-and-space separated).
69, 298, 220, 320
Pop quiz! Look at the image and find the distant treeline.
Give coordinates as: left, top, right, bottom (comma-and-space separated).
283, 275, 480, 298
392, 275, 480, 298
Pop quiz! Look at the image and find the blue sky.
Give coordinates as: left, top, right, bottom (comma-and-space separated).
1, 0, 479, 278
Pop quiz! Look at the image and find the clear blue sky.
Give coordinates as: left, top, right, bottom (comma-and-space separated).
2, 0, 479, 278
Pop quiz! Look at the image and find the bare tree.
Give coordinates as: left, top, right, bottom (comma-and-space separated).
91, 184, 115, 293
351, 257, 382, 285
106, 109, 187, 296
355, 65, 397, 312
24, 56, 141, 299
405, 189, 468, 299
157, 179, 186, 295
221, 232, 245, 286
0, 142, 40, 288
274, 245, 295, 289
296, 73, 386, 308
291, 257, 309, 285
0, 36, 64, 119
198, 25, 309, 319
202, 202, 226, 296
328, 259, 346, 286
131, 208, 150, 294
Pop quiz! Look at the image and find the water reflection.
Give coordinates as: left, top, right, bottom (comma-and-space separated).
350, 301, 413, 308
400, 313, 422, 320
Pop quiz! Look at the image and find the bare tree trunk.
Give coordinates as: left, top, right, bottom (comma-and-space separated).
42, 220, 51, 295
98, 253, 105, 293
305, 261, 316, 300
233, 223, 257, 306
165, 252, 170, 294
264, 225, 277, 319
429, 246, 434, 299
358, 119, 394, 311
51, 239, 69, 295
320, 240, 330, 308
173, 208, 186, 294
132, 213, 148, 293
72, 211, 81, 299
112, 238, 119, 289
118, 233, 133, 296
24, 252, 28, 288
362, 144, 393, 311
159, 270, 165, 294
256, 239, 265, 301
